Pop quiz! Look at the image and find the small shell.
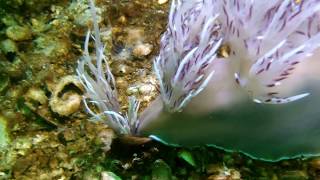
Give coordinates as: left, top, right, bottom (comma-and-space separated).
132, 43, 153, 57
138, 83, 156, 95
49, 76, 83, 116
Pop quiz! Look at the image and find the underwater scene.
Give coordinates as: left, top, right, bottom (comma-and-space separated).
1, 0, 320, 179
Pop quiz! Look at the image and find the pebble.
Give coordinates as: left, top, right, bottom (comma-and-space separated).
133, 43, 153, 57
116, 77, 128, 89
25, 87, 48, 105
127, 86, 139, 95
0, 39, 18, 54
112, 63, 134, 76
310, 158, 320, 170
158, 0, 168, 5
207, 165, 241, 180
138, 83, 156, 94
101, 171, 121, 180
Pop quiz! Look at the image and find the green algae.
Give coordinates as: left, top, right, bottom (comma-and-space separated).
178, 150, 196, 167
0, 39, 18, 54
6, 25, 32, 41
0, 75, 9, 94
151, 159, 172, 180
0, 115, 10, 149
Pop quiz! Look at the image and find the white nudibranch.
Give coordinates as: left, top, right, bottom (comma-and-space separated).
154, 0, 223, 112
77, 0, 320, 139
155, 0, 320, 111
214, 0, 320, 104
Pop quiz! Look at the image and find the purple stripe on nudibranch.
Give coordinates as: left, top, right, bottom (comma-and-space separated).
154, 0, 320, 111
154, 0, 222, 112
212, 0, 320, 104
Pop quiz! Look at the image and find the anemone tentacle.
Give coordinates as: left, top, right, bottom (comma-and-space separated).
76, 0, 140, 135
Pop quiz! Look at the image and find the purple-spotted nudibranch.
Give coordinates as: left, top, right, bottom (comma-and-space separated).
213, 0, 320, 104
78, 0, 320, 161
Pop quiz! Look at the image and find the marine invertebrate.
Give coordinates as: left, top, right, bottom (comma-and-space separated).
154, 0, 223, 112
77, 0, 140, 135
142, 0, 320, 161
78, 0, 320, 161
214, 0, 320, 104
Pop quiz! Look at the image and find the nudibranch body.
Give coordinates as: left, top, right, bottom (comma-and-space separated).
214, 0, 320, 104
154, 0, 223, 112
142, 0, 320, 161
154, 0, 320, 108
78, 0, 320, 161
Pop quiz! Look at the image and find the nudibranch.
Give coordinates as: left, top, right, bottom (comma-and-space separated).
140, 0, 320, 161
78, 0, 320, 161
214, 0, 320, 104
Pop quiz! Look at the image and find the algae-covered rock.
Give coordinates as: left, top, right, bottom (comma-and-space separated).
151, 159, 172, 180
0, 57, 24, 78
1, 0, 57, 12
0, 115, 10, 149
67, 0, 103, 27
0, 75, 9, 94
6, 25, 32, 41
101, 171, 122, 180
34, 35, 70, 58
1, 16, 18, 27
0, 39, 18, 54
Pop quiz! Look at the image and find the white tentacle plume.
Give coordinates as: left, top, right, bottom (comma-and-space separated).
215, 0, 320, 104
76, 0, 140, 135
154, 0, 223, 112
